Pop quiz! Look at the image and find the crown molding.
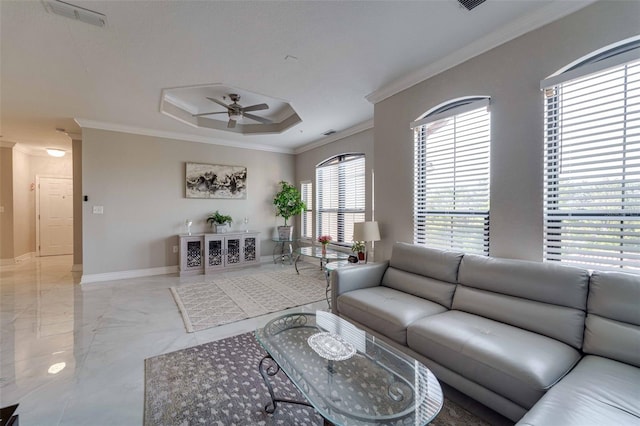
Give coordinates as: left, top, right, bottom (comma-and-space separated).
74, 118, 295, 154
366, 0, 598, 104
294, 119, 374, 155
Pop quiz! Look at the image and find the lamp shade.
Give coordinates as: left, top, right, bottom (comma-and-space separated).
353, 221, 380, 242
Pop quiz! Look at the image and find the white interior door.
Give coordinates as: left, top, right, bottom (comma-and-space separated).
39, 177, 73, 256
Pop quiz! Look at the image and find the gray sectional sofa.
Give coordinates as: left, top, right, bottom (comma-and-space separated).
331, 242, 640, 424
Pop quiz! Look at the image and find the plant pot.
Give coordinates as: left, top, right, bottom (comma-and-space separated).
358, 252, 365, 261
277, 226, 293, 241
212, 223, 230, 234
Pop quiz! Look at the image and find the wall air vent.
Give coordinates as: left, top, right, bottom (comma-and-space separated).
43, 0, 107, 27
457, 0, 486, 11
323, 129, 337, 136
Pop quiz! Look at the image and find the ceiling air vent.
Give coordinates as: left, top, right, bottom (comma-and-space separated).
457, 0, 486, 11
44, 0, 107, 27
323, 129, 337, 136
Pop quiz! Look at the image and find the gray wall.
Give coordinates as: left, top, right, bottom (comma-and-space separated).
12, 148, 31, 257
295, 128, 375, 240
82, 128, 295, 275
373, 1, 640, 262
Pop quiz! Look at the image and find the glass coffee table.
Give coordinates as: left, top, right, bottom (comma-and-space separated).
255, 311, 443, 425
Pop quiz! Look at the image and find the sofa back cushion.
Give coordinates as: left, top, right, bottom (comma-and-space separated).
583, 271, 640, 367
388, 242, 464, 282
454, 254, 590, 348
382, 268, 457, 308
381, 243, 463, 308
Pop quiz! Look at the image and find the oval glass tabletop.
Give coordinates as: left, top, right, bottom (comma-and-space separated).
255, 311, 443, 425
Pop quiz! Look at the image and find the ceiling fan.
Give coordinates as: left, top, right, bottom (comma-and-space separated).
193, 94, 272, 128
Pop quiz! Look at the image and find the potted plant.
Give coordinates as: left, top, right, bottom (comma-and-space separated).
351, 241, 366, 261
273, 181, 306, 240
206, 210, 233, 233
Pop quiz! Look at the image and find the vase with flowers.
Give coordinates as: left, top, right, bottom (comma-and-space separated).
318, 235, 332, 256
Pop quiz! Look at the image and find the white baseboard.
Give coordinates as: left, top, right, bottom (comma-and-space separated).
71, 264, 83, 272
15, 252, 36, 263
0, 252, 35, 266
81, 265, 179, 285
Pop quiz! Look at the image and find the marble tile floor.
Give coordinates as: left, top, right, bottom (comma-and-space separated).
0, 255, 327, 425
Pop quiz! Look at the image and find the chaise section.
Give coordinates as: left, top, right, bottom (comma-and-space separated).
407, 311, 581, 408
517, 356, 640, 425
518, 270, 640, 425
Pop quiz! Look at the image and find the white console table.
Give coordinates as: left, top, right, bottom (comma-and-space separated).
178, 231, 261, 276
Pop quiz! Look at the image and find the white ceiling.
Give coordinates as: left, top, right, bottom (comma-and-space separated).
0, 0, 594, 154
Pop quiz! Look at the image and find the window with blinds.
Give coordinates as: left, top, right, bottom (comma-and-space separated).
316, 154, 365, 244
300, 181, 312, 239
412, 97, 491, 255
542, 40, 640, 271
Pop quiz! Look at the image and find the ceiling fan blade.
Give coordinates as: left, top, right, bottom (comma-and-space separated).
192, 111, 227, 117
227, 119, 237, 129
242, 103, 269, 112
206, 97, 231, 109
243, 113, 272, 124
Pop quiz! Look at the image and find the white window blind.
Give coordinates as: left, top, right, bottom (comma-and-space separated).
316, 154, 365, 244
543, 53, 640, 271
413, 98, 490, 255
300, 181, 312, 239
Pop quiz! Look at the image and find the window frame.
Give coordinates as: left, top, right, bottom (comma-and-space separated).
541, 38, 640, 271
412, 97, 491, 255
300, 181, 313, 240
315, 153, 366, 246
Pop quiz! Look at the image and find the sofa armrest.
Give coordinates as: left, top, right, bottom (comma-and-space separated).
331, 261, 389, 313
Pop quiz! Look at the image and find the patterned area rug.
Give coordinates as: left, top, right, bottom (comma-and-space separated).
170, 270, 326, 332
144, 332, 490, 426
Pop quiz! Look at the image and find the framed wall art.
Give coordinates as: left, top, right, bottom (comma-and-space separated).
185, 162, 247, 199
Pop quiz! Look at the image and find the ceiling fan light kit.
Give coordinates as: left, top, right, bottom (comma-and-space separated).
198, 93, 273, 129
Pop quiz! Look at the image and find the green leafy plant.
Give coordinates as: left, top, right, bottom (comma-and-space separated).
273, 181, 306, 226
351, 241, 365, 253
206, 210, 233, 226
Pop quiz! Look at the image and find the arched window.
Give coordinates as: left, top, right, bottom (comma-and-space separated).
412, 97, 491, 255
541, 37, 640, 271
316, 153, 365, 244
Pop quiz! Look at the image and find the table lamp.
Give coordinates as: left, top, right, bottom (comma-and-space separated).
353, 221, 381, 263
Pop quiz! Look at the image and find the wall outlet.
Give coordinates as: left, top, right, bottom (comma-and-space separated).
173, 245, 179, 253
93, 206, 104, 214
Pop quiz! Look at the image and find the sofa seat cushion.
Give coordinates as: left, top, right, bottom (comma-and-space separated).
407, 310, 581, 409
517, 355, 640, 425
337, 286, 448, 345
